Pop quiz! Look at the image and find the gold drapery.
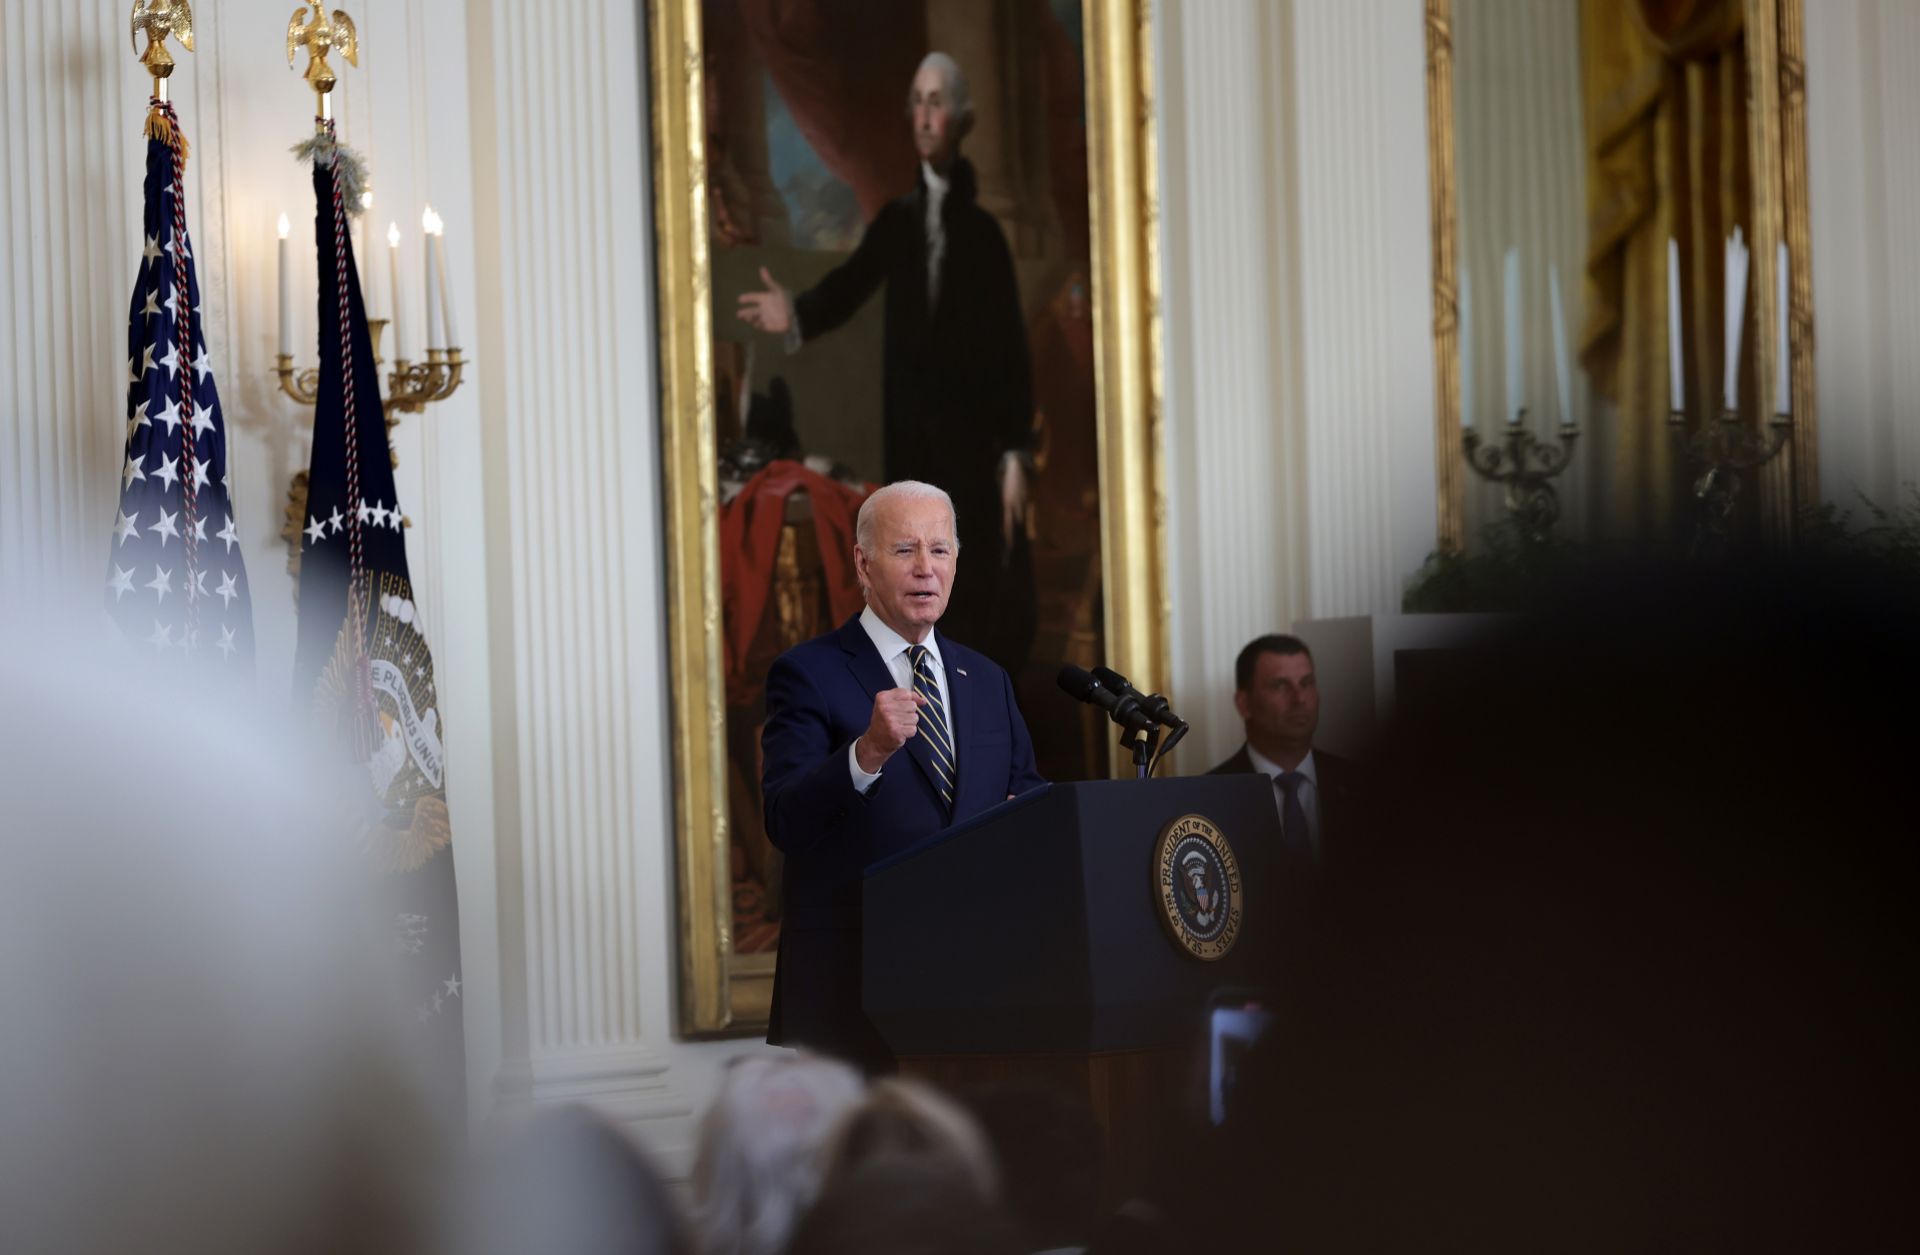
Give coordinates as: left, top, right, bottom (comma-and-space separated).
1579, 0, 1750, 536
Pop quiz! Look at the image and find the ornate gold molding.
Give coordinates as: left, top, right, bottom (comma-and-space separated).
647, 0, 1167, 1036
1424, 0, 1465, 553
1775, 0, 1819, 512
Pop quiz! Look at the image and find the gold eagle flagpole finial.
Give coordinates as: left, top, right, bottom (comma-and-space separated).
130, 0, 195, 102
287, 5, 359, 124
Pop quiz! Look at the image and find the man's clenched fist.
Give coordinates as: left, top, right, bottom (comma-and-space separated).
854, 687, 927, 774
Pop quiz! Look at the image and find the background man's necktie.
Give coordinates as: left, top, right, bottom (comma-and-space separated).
1275, 770, 1311, 855
909, 644, 956, 810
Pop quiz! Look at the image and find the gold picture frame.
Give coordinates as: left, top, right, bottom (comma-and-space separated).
648, 0, 1168, 1036
1423, 0, 1818, 546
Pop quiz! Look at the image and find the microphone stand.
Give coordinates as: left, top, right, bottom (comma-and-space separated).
1122, 726, 1160, 779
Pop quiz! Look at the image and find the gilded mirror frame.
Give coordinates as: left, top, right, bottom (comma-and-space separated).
647, 0, 1169, 1035
1424, 0, 1819, 549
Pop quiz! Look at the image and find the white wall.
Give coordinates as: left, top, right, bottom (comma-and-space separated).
1807, 0, 1920, 507
1159, 0, 1437, 770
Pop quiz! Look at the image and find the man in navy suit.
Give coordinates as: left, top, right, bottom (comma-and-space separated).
760, 480, 1045, 1071
1209, 634, 1364, 861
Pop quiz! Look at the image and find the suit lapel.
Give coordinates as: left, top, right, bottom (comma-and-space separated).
942, 633, 972, 807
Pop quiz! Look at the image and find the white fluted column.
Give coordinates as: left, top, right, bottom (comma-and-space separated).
1159, 0, 1437, 767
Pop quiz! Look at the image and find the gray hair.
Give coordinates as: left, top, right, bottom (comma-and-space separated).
855, 480, 959, 553
690, 1054, 865, 1255
911, 51, 973, 123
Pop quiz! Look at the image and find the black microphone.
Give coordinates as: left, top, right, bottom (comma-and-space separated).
1057, 664, 1156, 734
1090, 665, 1184, 730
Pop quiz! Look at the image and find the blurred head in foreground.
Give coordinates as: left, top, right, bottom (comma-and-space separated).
690, 1053, 865, 1255
0, 623, 451, 1255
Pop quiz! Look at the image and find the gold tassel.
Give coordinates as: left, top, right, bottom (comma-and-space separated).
142, 106, 189, 161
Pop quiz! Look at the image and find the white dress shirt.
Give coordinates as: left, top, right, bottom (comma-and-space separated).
922, 161, 949, 310
1246, 743, 1320, 852
848, 605, 954, 792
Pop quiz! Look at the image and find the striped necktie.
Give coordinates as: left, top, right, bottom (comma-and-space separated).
908, 644, 956, 811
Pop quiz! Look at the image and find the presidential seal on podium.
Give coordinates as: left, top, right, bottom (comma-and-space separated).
1153, 813, 1243, 960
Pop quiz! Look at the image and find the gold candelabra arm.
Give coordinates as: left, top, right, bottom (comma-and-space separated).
385, 348, 466, 414
275, 353, 321, 405
1461, 416, 1581, 543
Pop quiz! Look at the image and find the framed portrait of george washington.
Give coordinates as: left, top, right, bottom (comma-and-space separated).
649, 0, 1167, 1035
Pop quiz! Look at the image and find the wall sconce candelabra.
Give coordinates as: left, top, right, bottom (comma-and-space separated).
274, 200, 467, 439
1462, 413, 1579, 543
1664, 230, 1794, 549
1458, 248, 1582, 542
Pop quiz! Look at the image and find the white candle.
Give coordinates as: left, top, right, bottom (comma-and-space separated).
1458, 267, 1474, 428
277, 212, 292, 357
1724, 229, 1750, 412
1667, 238, 1684, 413
387, 222, 407, 362
1549, 262, 1574, 427
1775, 240, 1791, 415
432, 216, 458, 349
1503, 247, 1523, 424
422, 206, 443, 351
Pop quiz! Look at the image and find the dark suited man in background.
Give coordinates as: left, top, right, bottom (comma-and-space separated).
760, 482, 1045, 1072
1210, 634, 1362, 858
737, 52, 1036, 670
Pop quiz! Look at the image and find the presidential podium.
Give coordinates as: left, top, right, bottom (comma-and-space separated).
863, 774, 1288, 1195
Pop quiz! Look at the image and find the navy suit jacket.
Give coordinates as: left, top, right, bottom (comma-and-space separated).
760, 614, 1045, 1067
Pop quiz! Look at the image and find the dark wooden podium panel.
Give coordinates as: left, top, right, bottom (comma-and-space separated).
866, 777, 1289, 1203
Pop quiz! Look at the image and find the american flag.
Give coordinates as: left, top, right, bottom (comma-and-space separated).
291, 123, 465, 1127
105, 101, 253, 668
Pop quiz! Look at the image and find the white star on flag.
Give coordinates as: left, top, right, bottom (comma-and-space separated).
136, 344, 156, 378
216, 571, 239, 608
357, 499, 372, 523
327, 506, 344, 533
304, 515, 326, 545
163, 232, 189, 260
188, 568, 209, 602
152, 452, 180, 491
158, 342, 180, 379
146, 565, 173, 602
146, 620, 173, 651
443, 974, 462, 997
108, 565, 135, 602
129, 398, 151, 430
155, 396, 181, 435
140, 288, 161, 319
190, 515, 207, 542
189, 398, 216, 441
192, 347, 213, 385
122, 454, 146, 491
191, 459, 211, 493
391, 509, 405, 531
216, 625, 237, 658
149, 507, 180, 546
114, 509, 140, 545
217, 515, 239, 553
141, 233, 161, 262
370, 503, 390, 528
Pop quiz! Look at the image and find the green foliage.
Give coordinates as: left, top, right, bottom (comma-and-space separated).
1402, 485, 1920, 613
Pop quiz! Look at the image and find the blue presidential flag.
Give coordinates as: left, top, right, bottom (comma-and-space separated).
106, 101, 252, 667
291, 120, 465, 1125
